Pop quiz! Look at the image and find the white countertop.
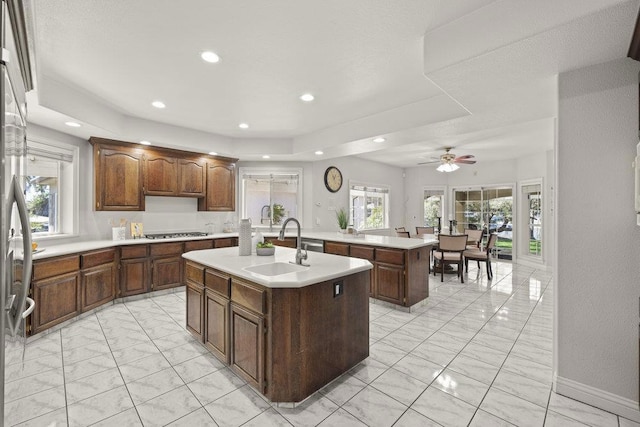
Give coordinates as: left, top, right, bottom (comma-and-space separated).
30, 230, 437, 260
182, 246, 372, 288
299, 231, 437, 249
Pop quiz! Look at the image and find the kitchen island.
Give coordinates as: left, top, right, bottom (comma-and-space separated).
182, 246, 372, 403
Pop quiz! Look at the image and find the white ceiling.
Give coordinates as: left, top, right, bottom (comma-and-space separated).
25, 0, 639, 168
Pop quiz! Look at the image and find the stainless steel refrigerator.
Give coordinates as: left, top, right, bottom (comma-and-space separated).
1, 0, 34, 422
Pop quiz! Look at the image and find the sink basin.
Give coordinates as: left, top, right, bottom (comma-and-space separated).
244, 262, 308, 276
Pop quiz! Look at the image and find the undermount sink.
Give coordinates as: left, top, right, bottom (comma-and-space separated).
244, 262, 308, 276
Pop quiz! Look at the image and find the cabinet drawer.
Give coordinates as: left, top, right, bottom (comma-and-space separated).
350, 245, 374, 261
185, 261, 205, 285
185, 239, 214, 252
205, 269, 230, 297
324, 241, 349, 256
150, 242, 183, 257
33, 255, 80, 281
214, 238, 236, 248
121, 245, 148, 259
231, 279, 266, 315
81, 249, 115, 269
375, 248, 405, 265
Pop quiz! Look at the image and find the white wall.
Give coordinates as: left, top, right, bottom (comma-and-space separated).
403, 151, 552, 266
311, 157, 405, 234
23, 128, 405, 243
556, 57, 640, 420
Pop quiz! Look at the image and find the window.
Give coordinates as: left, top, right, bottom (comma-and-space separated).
349, 183, 389, 231
522, 182, 542, 257
25, 139, 78, 237
239, 168, 302, 228
423, 188, 444, 230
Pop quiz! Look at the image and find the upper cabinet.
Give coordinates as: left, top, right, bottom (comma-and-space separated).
92, 139, 145, 211
91, 137, 237, 211
143, 153, 206, 197
143, 153, 178, 196
198, 160, 236, 211
179, 158, 207, 197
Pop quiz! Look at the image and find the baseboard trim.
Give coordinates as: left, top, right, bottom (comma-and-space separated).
555, 375, 640, 422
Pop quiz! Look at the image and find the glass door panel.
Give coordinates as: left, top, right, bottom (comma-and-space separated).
484, 188, 513, 260
523, 184, 542, 257
454, 189, 482, 232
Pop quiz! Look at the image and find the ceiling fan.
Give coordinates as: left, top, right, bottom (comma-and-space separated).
418, 147, 476, 172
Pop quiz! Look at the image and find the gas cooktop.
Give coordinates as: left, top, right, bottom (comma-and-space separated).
144, 232, 208, 240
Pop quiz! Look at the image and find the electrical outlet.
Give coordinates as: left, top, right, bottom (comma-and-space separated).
333, 281, 343, 297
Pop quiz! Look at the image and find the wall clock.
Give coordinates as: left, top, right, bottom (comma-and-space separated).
324, 166, 342, 193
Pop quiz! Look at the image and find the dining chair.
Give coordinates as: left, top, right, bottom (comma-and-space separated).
396, 231, 410, 238
415, 226, 435, 236
463, 233, 498, 280
433, 234, 468, 283
464, 228, 484, 249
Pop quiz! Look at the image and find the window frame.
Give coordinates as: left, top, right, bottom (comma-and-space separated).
25, 137, 79, 240
348, 181, 390, 231
238, 167, 304, 228
423, 186, 446, 231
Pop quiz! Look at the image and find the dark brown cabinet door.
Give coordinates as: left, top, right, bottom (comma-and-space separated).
81, 264, 116, 312
152, 256, 183, 291
375, 262, 404, 305
186, 281, 204, 340
96, 147, 144, 211
230, 303, 264, 391
350, 245, 376, 296
205, 290, 230, 363
198, 161, 236, 211
120, 258, 150, 297
144, 154, 178, 196
178, 159, 206, 197
32, 273, 80, 334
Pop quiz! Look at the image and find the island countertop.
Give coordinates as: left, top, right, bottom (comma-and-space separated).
182, 246, 372, 288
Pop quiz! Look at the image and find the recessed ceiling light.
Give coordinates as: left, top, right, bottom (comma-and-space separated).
201, 51, 220, 63
208, 151, 218, 156
65, 121, 81, 127
140, 140, 151, 146
300, 93, 315, 102
151, 101, 166, 109
262, 155, 270, 159
373, 137, 385, 143
315, 151, 323, 155
239, 123, 249, 129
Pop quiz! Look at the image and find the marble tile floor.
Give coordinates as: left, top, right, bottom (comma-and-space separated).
3, 262, 637, 426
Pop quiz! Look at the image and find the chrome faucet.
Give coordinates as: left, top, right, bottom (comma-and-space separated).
278, 217, 309, 266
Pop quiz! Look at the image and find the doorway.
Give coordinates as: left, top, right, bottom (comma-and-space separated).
453, 186, 514, 260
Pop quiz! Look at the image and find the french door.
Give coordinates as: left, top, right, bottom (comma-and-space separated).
453, 186, 514, 260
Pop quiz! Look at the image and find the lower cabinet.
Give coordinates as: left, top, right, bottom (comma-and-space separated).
81, 264, 116, 312
230, 303, 265, 391
205, 290, 230, 362
32, 272, 80, 335
120, 258, 151, 296
186, 280, 204, 339
80, 248, 117, 312
322, 241, 428, 307
375, 262, 404, 305
152, 256, 183, 290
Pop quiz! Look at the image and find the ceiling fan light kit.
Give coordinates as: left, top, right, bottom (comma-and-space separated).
419, 147, 476, 171
437, 163, 460, 173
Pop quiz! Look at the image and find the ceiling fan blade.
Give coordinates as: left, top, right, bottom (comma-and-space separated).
454, 154, 475, 160
455, 159, 477, 164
